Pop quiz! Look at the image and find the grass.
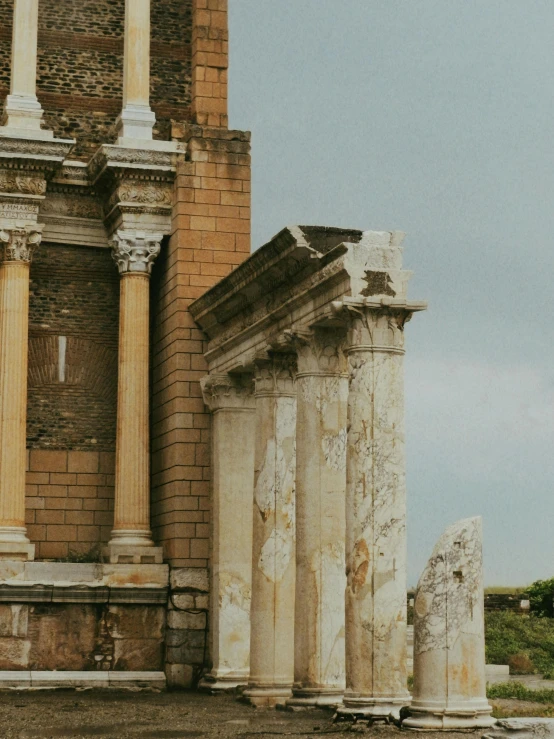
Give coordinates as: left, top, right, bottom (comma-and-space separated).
487, 682, 554, 704
486, 611, 554, 678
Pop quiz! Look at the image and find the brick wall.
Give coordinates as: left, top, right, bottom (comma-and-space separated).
0, 0, 193, 158
25, 450, 114, 560
150, 123, 251, 570
28, 244, 119, 452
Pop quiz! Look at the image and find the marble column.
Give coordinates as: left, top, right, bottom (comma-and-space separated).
337, 307, 412, 719
244, 354, 297, 708
199, 374, 255, 691
404, 517, 494, 730
287, 328, 347, 708
0, 226, 41, 560
117, 0, 156, 142
106, 229, 163, 564
2, 0, 49, 136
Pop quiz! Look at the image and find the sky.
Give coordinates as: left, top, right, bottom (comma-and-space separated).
228, 0, 554, 588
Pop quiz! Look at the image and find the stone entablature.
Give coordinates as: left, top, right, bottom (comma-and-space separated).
190, 225, 426, 710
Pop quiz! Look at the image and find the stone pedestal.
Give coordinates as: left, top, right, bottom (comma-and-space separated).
244, 354, 297, 708
287, 329, 347, 708
117, 0, 156, 143
2, 0, 50, 138
199, 374, 255, 692
337, 307, 412, 719
0, 226, 41, 560
106, 230, 163, 565
404, 517, 494, 730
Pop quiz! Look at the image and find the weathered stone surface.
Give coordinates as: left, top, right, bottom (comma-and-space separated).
170, 568, 209, 593
107, 605, 165, 641
0, 637, 31, 669
28, 604, 98, 671
484, 719, 554, 739
0, 604, 28, 637
404, 517, 494, 730
112, 638, 163, 671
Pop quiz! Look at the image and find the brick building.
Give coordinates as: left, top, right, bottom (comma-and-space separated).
0, 0, 251, 688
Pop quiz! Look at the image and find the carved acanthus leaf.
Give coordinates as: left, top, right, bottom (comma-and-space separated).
111, 229, 163, 275
0, 226, 42, 262
0, 173, 46, 196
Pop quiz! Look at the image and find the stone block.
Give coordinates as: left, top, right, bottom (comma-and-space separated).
102, 564, 169, 588
170, 567, 209, 592
29, 450, 67, 473
68, 451, 99, 474
0, 605, 28, 637
102, 544, 164, 565
28, 604, 97, 671
167, 609, 206, 630
112, 638, 164, 671
170, 594, 195, 610
0, 638, 31, 669
107, 605, 165, 640
166, 662, 195, 689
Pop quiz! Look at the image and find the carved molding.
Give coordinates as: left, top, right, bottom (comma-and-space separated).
118, 182, 172, 206
201, 374, 255, 412
0, 172, 46, 196
343, 305, 412, 355
285, 327, 348, 376
111, 229, 163, 275
0, 226, 42, 263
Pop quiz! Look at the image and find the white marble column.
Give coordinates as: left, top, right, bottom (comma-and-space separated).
2, 0, 51, 137
117, 0, 156, 142
0, 226, 41, 560
404, 517, 494, 730
106, 229, 163, 564
337, 307, 412, 719
287, 328, 347, 708
244, 354, 297, 708
199, 374, 255, 691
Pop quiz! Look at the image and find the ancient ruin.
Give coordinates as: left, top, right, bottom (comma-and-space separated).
404, 517, 495, 730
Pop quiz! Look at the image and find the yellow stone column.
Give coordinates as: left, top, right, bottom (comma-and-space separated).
2, 0, 50, 136
106, 229, 163, 565
117, 0, 156, 142
0, 225, 41, 560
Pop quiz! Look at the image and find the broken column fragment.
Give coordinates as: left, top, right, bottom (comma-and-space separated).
404, 516, 495, 730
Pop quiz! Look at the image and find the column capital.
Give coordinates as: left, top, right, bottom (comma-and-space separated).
0, 223, 42, 263
341, 305, 414, 355
201, 374, 255, 413
111, 229, 162, 275
253, 353, 296, 397
285, 327, 348, 378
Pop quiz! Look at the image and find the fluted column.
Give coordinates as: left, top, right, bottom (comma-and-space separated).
106, 229, 163, 565
199, 374, 255, 691
244, 354, 297, 708
287, 328, 348, 708
337, 306, 413, 719
2, 0, 50, 137
117, 0, 156, 142
0, 226, 41, 560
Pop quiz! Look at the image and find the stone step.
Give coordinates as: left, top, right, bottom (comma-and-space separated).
0, 671, 166, 690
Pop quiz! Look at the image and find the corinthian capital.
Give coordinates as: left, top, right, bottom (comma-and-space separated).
201, 374, 255, 412
0, 225, 43, 263
111, 229, 163, 275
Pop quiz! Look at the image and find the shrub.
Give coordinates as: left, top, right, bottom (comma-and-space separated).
487, 681, 554, 704
486, 611, 554, 676
528, 578, 554, 618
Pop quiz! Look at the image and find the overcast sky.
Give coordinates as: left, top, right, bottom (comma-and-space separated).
228, 0, 554, 587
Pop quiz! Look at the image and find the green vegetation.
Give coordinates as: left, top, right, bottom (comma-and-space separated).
528, 579, 554, 619
486, 611, 554, 678
485, 586, 527, 595
487, 682, 554, 703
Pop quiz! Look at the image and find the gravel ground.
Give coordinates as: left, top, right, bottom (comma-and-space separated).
0, 691, 479, 739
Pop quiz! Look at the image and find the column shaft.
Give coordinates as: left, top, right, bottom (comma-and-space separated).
200, 375, 255, 690
0, 226, 40, 560
107, 229, 162, 564
288, 329, 347, 707
113, 274, 151, 538
338, 309, 411, 718
118, 0, 155, 141
3, 0, 46, 134
245, 355, 297, 708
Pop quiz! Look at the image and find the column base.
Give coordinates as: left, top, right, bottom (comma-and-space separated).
403, 700, 495, 730
286, 687, 344, 709
104, 530, 163, 564
243, 686, 292, 708
0, 527, 35, 561
198, 673, 249, 693
116, 104, 155, 144
1, 95, 52, 139
336, 693, 411, 721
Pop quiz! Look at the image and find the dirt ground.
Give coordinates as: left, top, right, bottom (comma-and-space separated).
0, 690, 494, 739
